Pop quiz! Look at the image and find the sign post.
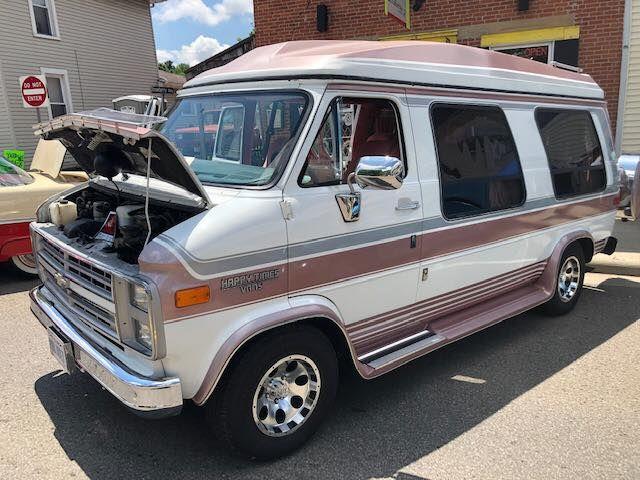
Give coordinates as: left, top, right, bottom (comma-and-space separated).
19, 74, 49, 123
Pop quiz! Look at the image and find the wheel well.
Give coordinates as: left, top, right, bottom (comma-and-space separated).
205, 317, 357, 406
575, 237, 594, 263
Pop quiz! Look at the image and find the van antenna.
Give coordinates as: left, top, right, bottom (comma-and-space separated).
144, 138, 153, 247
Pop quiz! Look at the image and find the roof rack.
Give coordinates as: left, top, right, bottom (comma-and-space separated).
550, 61, 584, 74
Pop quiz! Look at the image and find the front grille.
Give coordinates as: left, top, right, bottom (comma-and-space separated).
35, 234, 118, 340
40, 239, 113, 297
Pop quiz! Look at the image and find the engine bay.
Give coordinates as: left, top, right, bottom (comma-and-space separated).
48, 184, 201, 263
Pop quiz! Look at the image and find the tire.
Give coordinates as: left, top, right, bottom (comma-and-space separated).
10, 254, 38, 276
206, 326, 339, 460
542, 243, 586, 316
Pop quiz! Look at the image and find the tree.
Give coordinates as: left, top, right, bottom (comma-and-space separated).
174, 63, 190, 75
158, 60, 174, 72
158, 60, 188, 76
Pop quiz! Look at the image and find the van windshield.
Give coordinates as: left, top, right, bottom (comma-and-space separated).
160, 92, 309, 187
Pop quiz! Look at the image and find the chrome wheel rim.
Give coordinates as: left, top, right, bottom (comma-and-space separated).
17, 254, 36, 269
252, 354, 321, 437
558, 256, 580, 302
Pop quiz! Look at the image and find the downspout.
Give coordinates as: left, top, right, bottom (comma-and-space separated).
615, 0, 632, 155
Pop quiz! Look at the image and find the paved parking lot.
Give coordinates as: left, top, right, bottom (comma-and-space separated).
0, 268, 638, 480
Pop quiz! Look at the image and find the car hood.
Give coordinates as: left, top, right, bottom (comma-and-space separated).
34, 109, 211, 207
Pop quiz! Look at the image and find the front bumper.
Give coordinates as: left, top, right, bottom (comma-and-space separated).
30, 286, 183, 417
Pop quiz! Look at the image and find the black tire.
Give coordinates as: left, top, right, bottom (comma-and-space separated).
542, 243, 586, 316
206, 325, 338, 460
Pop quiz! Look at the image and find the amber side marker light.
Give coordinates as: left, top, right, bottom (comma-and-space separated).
175, 286, 210, 308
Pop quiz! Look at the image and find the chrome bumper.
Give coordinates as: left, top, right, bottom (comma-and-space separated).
30, 286, 183, 417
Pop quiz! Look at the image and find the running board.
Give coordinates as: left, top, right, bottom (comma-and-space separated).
359, 331, 446, 369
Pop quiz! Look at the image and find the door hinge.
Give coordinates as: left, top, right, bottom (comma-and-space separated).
280, 200, 294, 220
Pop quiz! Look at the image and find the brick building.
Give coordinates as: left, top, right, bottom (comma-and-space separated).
254, 0, 625, 134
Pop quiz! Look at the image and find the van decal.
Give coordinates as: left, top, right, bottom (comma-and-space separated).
157, 192, 616, 283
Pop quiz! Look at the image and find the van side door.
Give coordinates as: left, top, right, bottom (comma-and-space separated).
283, 91, 423, 358
412, 100, 538, 332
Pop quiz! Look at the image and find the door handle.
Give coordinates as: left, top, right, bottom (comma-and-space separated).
396, 199, 420, 211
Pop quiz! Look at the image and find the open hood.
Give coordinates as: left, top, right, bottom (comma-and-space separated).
34, 109, 211, 207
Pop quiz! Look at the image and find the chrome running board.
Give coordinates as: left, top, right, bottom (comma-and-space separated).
359, 331, 445, 368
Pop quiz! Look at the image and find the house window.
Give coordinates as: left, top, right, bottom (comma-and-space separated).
29, 0, 59, 38
299, 97, 405, 187
535, 109, 606, 199
41, 69, 72, 119
431, 104, 526, 220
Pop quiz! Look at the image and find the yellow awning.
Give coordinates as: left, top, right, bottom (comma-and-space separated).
480, 26, 580, 48
380, 29, 458, 43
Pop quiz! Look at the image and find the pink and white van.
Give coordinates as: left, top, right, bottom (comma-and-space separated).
29, 41, 619, 459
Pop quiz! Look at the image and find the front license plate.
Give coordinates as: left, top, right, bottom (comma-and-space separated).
48, 327, 75, 374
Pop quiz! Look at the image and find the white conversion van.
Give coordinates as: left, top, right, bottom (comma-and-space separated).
29, 41, 619, 459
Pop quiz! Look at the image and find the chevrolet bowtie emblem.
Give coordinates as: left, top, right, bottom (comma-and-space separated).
54, 272, 70, 289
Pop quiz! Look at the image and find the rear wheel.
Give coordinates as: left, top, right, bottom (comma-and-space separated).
542, 244, 585, 316
10, 254, 37, 276
207, 326, 338, 459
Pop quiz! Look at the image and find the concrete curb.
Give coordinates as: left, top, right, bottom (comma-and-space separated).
588, 253, 640, 277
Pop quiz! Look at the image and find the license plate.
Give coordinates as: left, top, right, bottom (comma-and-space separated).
48, 327, 75, 374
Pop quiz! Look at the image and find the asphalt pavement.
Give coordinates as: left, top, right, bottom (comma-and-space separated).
0, 267, 638, 480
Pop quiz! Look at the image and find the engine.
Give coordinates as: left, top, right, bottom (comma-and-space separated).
49, 186, 195, 263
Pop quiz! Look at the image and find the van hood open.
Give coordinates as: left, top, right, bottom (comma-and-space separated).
34, 109, 211, 207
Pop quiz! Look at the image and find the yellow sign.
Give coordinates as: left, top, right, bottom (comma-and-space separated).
480, 26, 580, 48
381, 29, 458, 43
385, 0, 411, 30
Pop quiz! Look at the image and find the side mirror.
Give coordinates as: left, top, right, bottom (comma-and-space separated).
354, 155, 404, 190
335, 156, 404, 222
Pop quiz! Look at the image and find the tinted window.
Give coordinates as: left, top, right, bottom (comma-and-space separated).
431, 104, 526, 219
535, 109, 606, 198
299, 97, 404, 187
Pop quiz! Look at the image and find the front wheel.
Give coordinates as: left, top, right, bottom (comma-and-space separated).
11, 254, 38, 276
207, 326, 338, 459
542, 244, 586, 316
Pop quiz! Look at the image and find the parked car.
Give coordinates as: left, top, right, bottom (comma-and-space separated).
617, 154, 639, 220
29, 41, 618, 459
0, 140, 87, 274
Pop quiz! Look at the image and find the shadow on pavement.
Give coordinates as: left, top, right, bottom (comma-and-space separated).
34, 278, 639, 480
0, 262, 40, 295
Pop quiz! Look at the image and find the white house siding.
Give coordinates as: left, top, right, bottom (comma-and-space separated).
0, 61, 17, 155
0, 0, 159, 168
622, 0, 640, 153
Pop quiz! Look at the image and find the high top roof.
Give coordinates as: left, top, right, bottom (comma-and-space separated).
184, 40, 603, 100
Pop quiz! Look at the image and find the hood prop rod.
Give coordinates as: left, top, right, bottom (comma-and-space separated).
144, 137, 153, 248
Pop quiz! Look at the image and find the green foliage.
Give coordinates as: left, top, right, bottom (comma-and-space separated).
158, 60, 188, 76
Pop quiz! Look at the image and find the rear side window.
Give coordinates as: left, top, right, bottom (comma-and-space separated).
431, 104, 526, 220
535, 109, 606, 199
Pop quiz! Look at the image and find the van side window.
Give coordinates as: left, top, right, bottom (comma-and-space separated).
299, 97, 404, 187
535, 109, 606, 199
431, 104, 526, 220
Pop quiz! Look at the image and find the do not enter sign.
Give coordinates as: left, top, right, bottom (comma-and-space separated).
19, 75, 49, 108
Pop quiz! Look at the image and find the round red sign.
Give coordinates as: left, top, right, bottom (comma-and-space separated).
21, 75, 48, 108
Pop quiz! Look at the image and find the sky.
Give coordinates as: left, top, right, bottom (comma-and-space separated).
152, 0, 254, 67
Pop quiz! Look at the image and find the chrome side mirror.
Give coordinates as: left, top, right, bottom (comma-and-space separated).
335, 156, 404, 222
354, 156, 404, 190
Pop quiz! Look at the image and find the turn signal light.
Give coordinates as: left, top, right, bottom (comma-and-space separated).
175, 286, 210, 308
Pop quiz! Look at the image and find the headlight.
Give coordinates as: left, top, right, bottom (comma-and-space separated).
130, 284, 150, 312
129, 282, 152, 351
133, 318, 152, 351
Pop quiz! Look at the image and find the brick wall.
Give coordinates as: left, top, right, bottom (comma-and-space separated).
254, 0, 625, 134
